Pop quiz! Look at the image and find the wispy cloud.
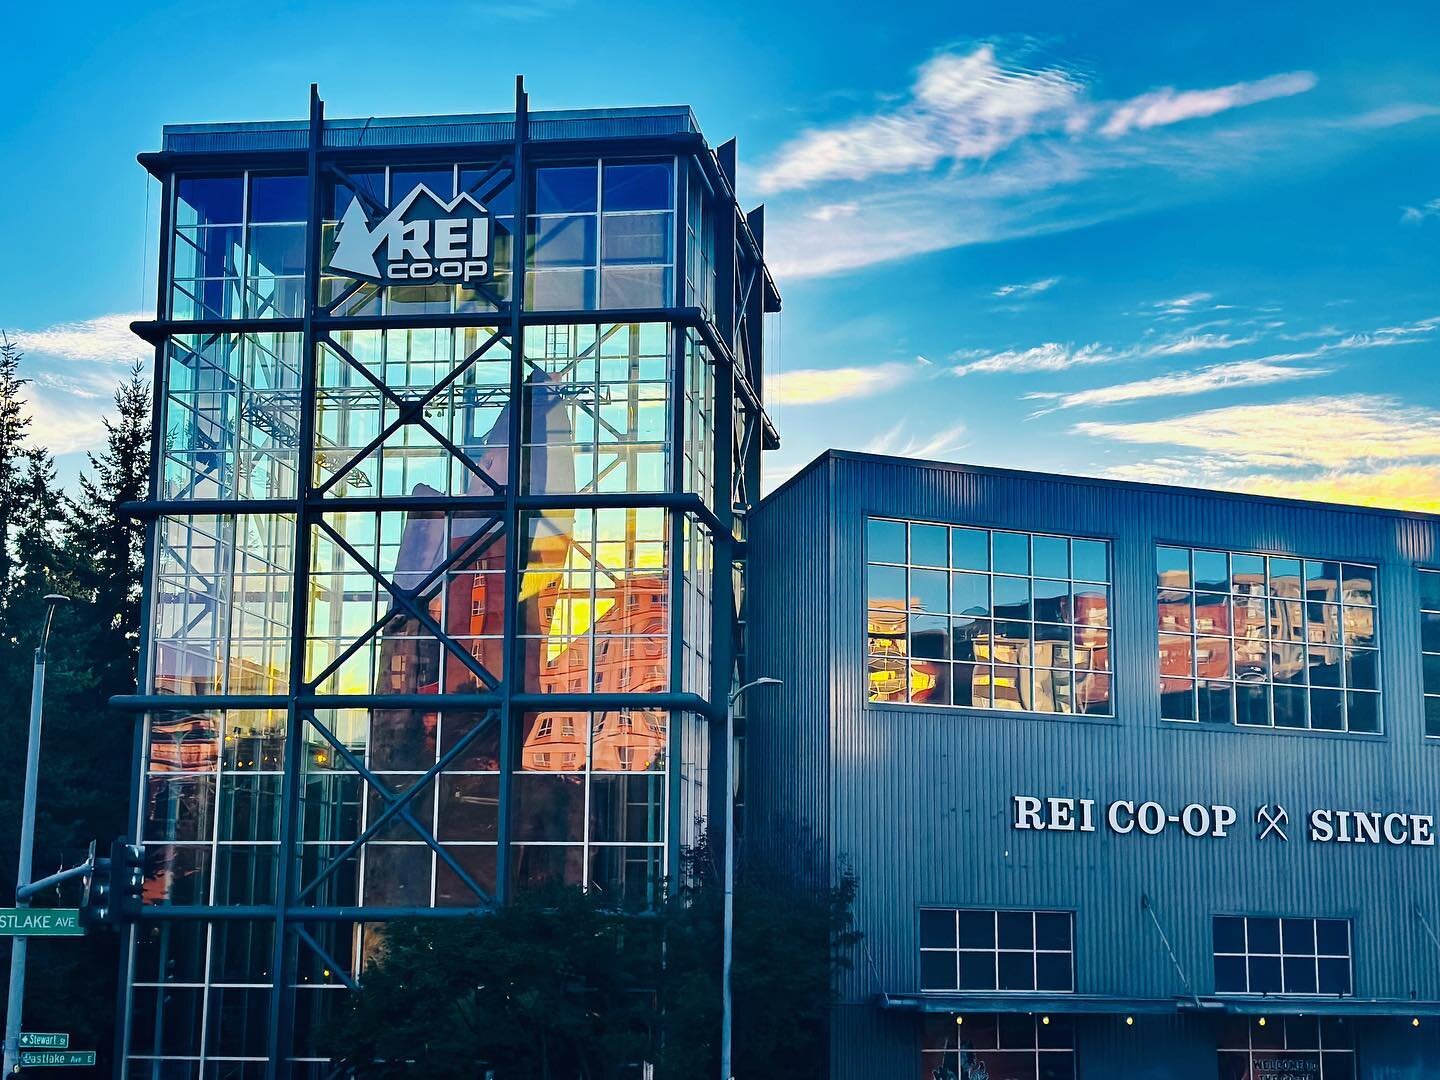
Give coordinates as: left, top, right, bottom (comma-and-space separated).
1077, 395, 1440, 471
11, 313, 149, 363
756, 45, 1083, 195
857, 421, 969, 460
953, 327, 1256, 376
1025, 316, 1437, 410
993, 276, 1060, 299
1341, 103, 1440, 129
759, 46, 1331, 280
954, 342, 1118, 375
1099, 72, 1317, 137
768, 362, 914, 405
1401, 198, 1440, 226
1145, 332, 1258, 356
1031, 358, 1331, 411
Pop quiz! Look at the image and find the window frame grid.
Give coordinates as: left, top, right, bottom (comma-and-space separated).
1157, 546, 1380, 734
919, 908, 1075, 994
866, 517, 1113, 716
1212, 915, 1354, 997
524, 158, 677, 312
170, 171, 308, 321
1419, 568, 1440, 737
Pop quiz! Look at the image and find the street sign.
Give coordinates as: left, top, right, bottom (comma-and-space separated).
0, 909, 82, 936
19, 1034, 69, 1049
17, 1051, 95, 1067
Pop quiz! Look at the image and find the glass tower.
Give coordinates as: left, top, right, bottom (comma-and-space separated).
119, 83, 779, 1075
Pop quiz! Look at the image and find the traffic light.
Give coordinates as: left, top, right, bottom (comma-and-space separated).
79, 839, 113, 929
112, 839, 144, 919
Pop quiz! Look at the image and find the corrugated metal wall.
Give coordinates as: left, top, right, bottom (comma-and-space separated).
751, 451, 1440, 1078
749, 459, 832, 880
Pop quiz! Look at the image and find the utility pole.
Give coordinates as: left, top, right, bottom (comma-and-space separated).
3, 594, 71, 1075
719, 676, 781, 1080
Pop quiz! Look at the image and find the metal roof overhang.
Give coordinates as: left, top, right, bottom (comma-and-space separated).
878, 994, 1440, 1018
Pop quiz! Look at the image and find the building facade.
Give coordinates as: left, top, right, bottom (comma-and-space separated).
117, 84, 778, 1075
749, 450, 1440, 1079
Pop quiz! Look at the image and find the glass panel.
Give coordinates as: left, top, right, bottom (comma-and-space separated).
868, 518, 906, 564
603, 162, 673, 211
249, 174, 307, 222
177, 176, 244, 227
533, 166, 598, 214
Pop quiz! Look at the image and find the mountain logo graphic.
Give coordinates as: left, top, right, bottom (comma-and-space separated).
328, 184, 493, 286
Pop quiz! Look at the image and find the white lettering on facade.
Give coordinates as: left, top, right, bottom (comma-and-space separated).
1015, 795, 1434, 848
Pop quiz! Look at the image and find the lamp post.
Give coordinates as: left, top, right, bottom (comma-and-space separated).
719, 675, 781, 1080
3, 594, 71, 1076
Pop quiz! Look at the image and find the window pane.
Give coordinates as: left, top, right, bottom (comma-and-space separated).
997, 951, 1035, 990
1248, 955, 1282, 993
249, 174, 307, 222
1283, 956, 1318, 994
911, 523, 949, 567
993, 532, 1030, 575
530, 215, 597, 267
920, 908, 956, 949
997, 911, 1034, 949
1421, 570, 1440, 612
1248, 918, 1281, 953
952, 527, 989, 571
868, 518, 906, 563
1315, 919, 1349, 955
1072, 539, 1108, 582
177, 176, 244, 227
603, 162, 673, 211
1214, 916, 1246, 953
1318, 957, 1351, 995
958, 951, 996, 990
1214, 954, 1247, 993
1035, 952, 1072, 991
1033, 535, 1068, 578
533, 166, 598, 213
957, 910, 995, 949
920, 950, 957, 990
1194, 550, 1228, 591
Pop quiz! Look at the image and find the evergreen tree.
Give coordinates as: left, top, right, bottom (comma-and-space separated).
0, 347, 152, 1073
67, 361, 151, 649
0, 333, 34, 626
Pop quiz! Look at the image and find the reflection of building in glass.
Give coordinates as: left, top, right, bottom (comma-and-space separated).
121, 87, 778, 1071
865, 520, 1112, 715
1156, 548, 1379, 731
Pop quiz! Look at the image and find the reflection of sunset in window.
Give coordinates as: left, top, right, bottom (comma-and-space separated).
866, 517, 1111, 715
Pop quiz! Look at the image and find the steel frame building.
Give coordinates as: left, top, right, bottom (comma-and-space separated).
749, 451, 1440, 1079
115, 82, 779, 1075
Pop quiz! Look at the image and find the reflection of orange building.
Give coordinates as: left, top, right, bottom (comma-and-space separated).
1155, 569, 1373, 691
867, 588, 1111, 714
521, 571, 669, 772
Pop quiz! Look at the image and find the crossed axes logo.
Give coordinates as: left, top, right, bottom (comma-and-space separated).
1256, 804, 1290, 842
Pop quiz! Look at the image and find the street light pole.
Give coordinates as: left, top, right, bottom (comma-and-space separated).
4, 594, 70, 1075
719, 675, 780, 1080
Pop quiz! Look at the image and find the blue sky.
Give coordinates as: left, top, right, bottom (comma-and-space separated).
3, 0, 1439, 507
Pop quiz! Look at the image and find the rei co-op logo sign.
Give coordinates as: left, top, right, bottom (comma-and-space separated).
328, 185, 493, 286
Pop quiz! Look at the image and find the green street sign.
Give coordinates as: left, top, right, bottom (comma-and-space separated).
17, 1050, 95, 1067
0, 909, 82, 936
20, 1033, 70, 1049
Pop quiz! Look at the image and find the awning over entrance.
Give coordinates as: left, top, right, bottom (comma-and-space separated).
877, 993, 1440, 1018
